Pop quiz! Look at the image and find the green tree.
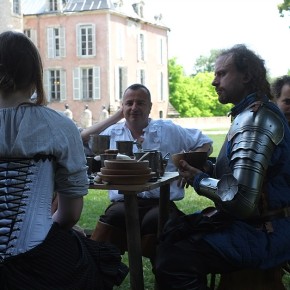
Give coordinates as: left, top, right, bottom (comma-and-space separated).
168, 58, 194, 116
168, 58, 231, 117
192, 49, 222, 75
278, 0, 290, 17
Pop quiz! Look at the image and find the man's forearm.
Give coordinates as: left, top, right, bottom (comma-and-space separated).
81, 109, 123, 142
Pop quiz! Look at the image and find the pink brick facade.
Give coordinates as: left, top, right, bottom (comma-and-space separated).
22, 2, 170, 127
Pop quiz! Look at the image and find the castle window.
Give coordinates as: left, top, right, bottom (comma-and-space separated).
13, 0, 21, 15
77, 25, 96, 57
49, 0, 58, 11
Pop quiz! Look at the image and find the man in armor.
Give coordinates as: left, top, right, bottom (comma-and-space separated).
271, 75, 290, 127
155, 44, 290, 290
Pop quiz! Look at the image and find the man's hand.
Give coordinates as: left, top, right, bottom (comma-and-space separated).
177, 160, 202, 188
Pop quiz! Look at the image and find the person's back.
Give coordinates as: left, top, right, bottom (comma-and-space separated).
64, 103, 73, 120
100, 105, 109, 121
0, 30, 128, 290
81, 104, 93, 128
1, 106, 85, 253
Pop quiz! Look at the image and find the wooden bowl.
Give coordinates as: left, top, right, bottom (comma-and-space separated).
101, 167, 151, 175
97, 172, 153, 185
104, 159, 149, 170
171, 151, 208, 169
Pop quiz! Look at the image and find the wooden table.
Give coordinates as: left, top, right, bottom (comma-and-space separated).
89, 172, 179, 290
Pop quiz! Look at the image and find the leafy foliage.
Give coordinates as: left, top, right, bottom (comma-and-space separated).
192, 49, 222, 75
168, 58, 231, 117
278, 0, 290, 17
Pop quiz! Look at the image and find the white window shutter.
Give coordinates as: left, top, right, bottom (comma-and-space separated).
117, 27, 125, 59
73, 68, 81, 100
122, 67, 128, 95
60, 27, 66, 57
137, 34, 141, 61
93, 66, 100, 100
47, 28, 54, 58
92, 24, 96, 56
60, 70, 66, 101
158, 38, 163, 65
143, 33, 147, 62
114, 66, 119, 101
76, 26, 81, 57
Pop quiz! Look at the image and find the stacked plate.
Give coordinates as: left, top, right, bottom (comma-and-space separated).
97, 160, 152, 185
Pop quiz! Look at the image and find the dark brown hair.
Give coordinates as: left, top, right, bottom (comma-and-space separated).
271, 75, 290, 100
0, 30, 46, 105
218, 44, 272, 100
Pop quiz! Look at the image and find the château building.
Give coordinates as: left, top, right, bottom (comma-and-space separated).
1, 0, 173, 125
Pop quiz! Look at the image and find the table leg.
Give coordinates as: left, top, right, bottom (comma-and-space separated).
154, 183, 171, 290
158, 183, 170, 237
123, 192, 144, 290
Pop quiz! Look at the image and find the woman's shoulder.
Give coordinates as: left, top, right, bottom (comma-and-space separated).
36, 107, 80, 139
40, 106, 77, 124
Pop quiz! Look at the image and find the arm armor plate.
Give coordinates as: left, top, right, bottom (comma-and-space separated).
199, 104, 284, 219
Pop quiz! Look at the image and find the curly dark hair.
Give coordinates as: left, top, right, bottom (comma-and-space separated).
218, 44, 272, 100
271, 75, 290, 100
0, 30, 46, 105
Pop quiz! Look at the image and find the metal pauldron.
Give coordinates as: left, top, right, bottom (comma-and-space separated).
198, 105, 284, 218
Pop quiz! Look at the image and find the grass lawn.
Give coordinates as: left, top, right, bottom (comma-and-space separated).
78, 133, 290, 289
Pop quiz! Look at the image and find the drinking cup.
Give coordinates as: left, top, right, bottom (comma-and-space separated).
116, 141, 134, 156
86, 156, 101, 175
134, 150, 162, 178
89, 134, 110, 155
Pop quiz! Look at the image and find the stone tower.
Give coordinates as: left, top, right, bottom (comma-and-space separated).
0, 0, 23, 33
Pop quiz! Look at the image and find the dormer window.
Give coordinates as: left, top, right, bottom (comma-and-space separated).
113, 0, 123, 8
13, 0, 21, 15
48, 0, 67, 12
49, 0, 58, 11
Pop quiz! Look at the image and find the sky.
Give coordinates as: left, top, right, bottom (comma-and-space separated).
144, 0, 290, 77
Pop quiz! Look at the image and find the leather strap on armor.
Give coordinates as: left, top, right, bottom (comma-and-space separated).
248, 206, 290, 223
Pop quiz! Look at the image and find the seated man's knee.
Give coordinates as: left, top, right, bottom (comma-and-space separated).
100, 202, 126, 229
141, 207, 158, 234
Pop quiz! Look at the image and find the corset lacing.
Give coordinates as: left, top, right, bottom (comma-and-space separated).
0, 158, 34, 262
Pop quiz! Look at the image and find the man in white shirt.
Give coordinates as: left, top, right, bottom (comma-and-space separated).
81, 83, 212, 261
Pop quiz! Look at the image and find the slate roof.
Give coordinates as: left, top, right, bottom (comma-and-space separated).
21, 0, 47, 15
21, 0, 116, 15
65, 0, 115, 12
21, 0, 168, 28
